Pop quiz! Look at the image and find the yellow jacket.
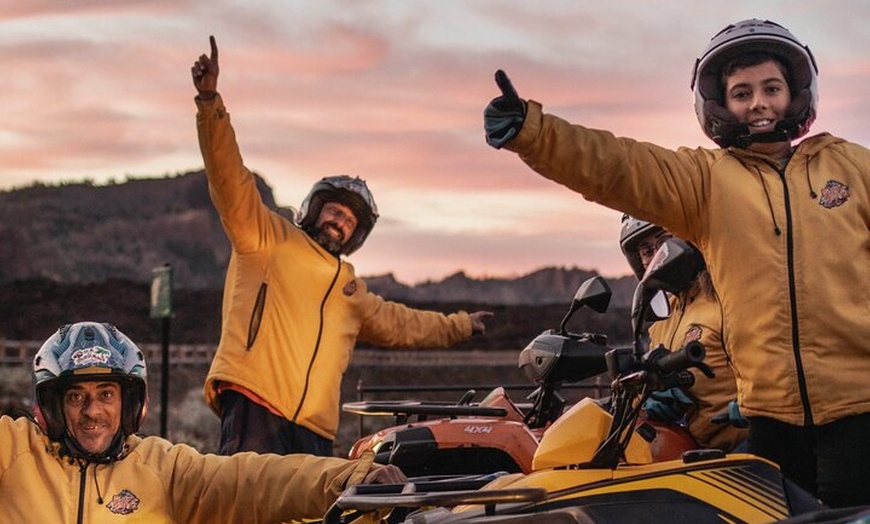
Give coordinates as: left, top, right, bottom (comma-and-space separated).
0, 416, 375, 523
508, 101, 870, 426
197, 95, 472, 440
649, 286, 748, 451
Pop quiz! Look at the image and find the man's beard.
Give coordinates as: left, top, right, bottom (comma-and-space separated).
306, 223, 345, 255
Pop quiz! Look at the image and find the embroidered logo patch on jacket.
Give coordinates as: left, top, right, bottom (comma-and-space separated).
683, 325, 703, 347
343, 280, 357, 296
106, 489, 140, 515
818, 180, 850, 209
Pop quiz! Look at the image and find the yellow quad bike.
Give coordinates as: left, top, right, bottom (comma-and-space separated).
323, 239, 870, 524
342, 274, 698, 478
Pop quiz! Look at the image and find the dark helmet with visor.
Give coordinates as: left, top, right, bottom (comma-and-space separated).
33, 322, 148, 461
619, 214, 664, 280
690, 19, 819, 147
297, 175, 379, 255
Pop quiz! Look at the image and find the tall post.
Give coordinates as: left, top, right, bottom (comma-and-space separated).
149, 263, 173, 438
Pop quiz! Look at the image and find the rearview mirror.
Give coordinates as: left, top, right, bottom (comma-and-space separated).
630, 238, 701, 357
558, 277, 611, 335
641, 238, 705, 295
647, 290, 671, 321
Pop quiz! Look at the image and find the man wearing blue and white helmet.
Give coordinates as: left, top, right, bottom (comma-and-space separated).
1, 321, 404, 522
33, 321, 148, 463
192, 37, 492, 458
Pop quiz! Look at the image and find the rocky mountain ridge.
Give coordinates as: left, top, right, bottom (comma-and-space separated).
0, 173, 635, 307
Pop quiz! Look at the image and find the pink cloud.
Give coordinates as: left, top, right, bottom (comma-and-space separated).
1, 2, 869, 282
0, 0, 180, 20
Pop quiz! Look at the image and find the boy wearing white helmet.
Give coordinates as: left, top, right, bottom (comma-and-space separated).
1, 322, 403, 522
484, 19, 870, 507
191, 37, 492, 457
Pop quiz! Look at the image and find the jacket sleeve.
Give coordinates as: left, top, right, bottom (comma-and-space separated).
196, 94, 279, 253
506, 100, 713, 243
0, 417, 35, 472
356, 291, 472, 348
151, 439, 376, 523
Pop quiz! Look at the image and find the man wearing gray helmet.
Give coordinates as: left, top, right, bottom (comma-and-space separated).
192, 36, 492, 458
0, 321, 403, 523
484, 19, 870, 507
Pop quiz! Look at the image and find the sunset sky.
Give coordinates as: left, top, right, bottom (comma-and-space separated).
2, 2, 869, 285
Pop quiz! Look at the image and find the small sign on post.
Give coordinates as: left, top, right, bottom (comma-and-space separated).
150, 265, 173, 319
150, 264, 173, 438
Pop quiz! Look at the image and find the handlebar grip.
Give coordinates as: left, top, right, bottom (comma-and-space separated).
658, 369, 696, 390
653, 341, 705, 374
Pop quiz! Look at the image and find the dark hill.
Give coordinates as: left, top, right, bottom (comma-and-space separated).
0, 173, 635, 305
0, 174, 637, 344
0, 171, 250, 288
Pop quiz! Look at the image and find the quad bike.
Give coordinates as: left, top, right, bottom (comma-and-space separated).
323, 238, 870, 524
343, 276, 696, 477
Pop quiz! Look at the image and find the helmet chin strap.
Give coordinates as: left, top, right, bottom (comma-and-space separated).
62, 430, 126, 464
730, 121, 796, 148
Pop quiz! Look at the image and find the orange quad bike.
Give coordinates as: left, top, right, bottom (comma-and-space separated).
343, 276, 697, 478
323, 239, 870, 524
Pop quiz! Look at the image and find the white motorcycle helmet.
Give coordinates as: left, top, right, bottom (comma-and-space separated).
297, 175, 379, 255
690, 19, 818, 147
33, 322, 148, 462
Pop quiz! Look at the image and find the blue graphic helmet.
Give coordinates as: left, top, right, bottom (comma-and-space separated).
33, 322, 148, 448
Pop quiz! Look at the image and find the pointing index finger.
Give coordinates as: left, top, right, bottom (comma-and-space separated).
209, 35, 218, 65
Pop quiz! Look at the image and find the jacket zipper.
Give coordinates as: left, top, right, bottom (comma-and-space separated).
77, 462, 87, 524
292, 258, 342, 422
777, 167, 813, 426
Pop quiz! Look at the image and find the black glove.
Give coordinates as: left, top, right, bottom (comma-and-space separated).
484, 69, 526, 149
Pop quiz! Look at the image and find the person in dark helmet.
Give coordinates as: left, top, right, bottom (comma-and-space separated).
484, 19, 870, 507
620, 215, 747, 453
0, 322, 404, 523
297, 175, 379, 257
192, 36, 493, 458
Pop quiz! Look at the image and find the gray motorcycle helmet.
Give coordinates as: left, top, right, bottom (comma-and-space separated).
297, 175, 379, 256
619, 214, 664, 280
690, 18, 818, 147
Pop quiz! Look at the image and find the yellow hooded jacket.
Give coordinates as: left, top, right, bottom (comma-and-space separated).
0, 416, 375, 523
196, 95, 472, 440
507, 101, 870, 427
649, 287, 748, 451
